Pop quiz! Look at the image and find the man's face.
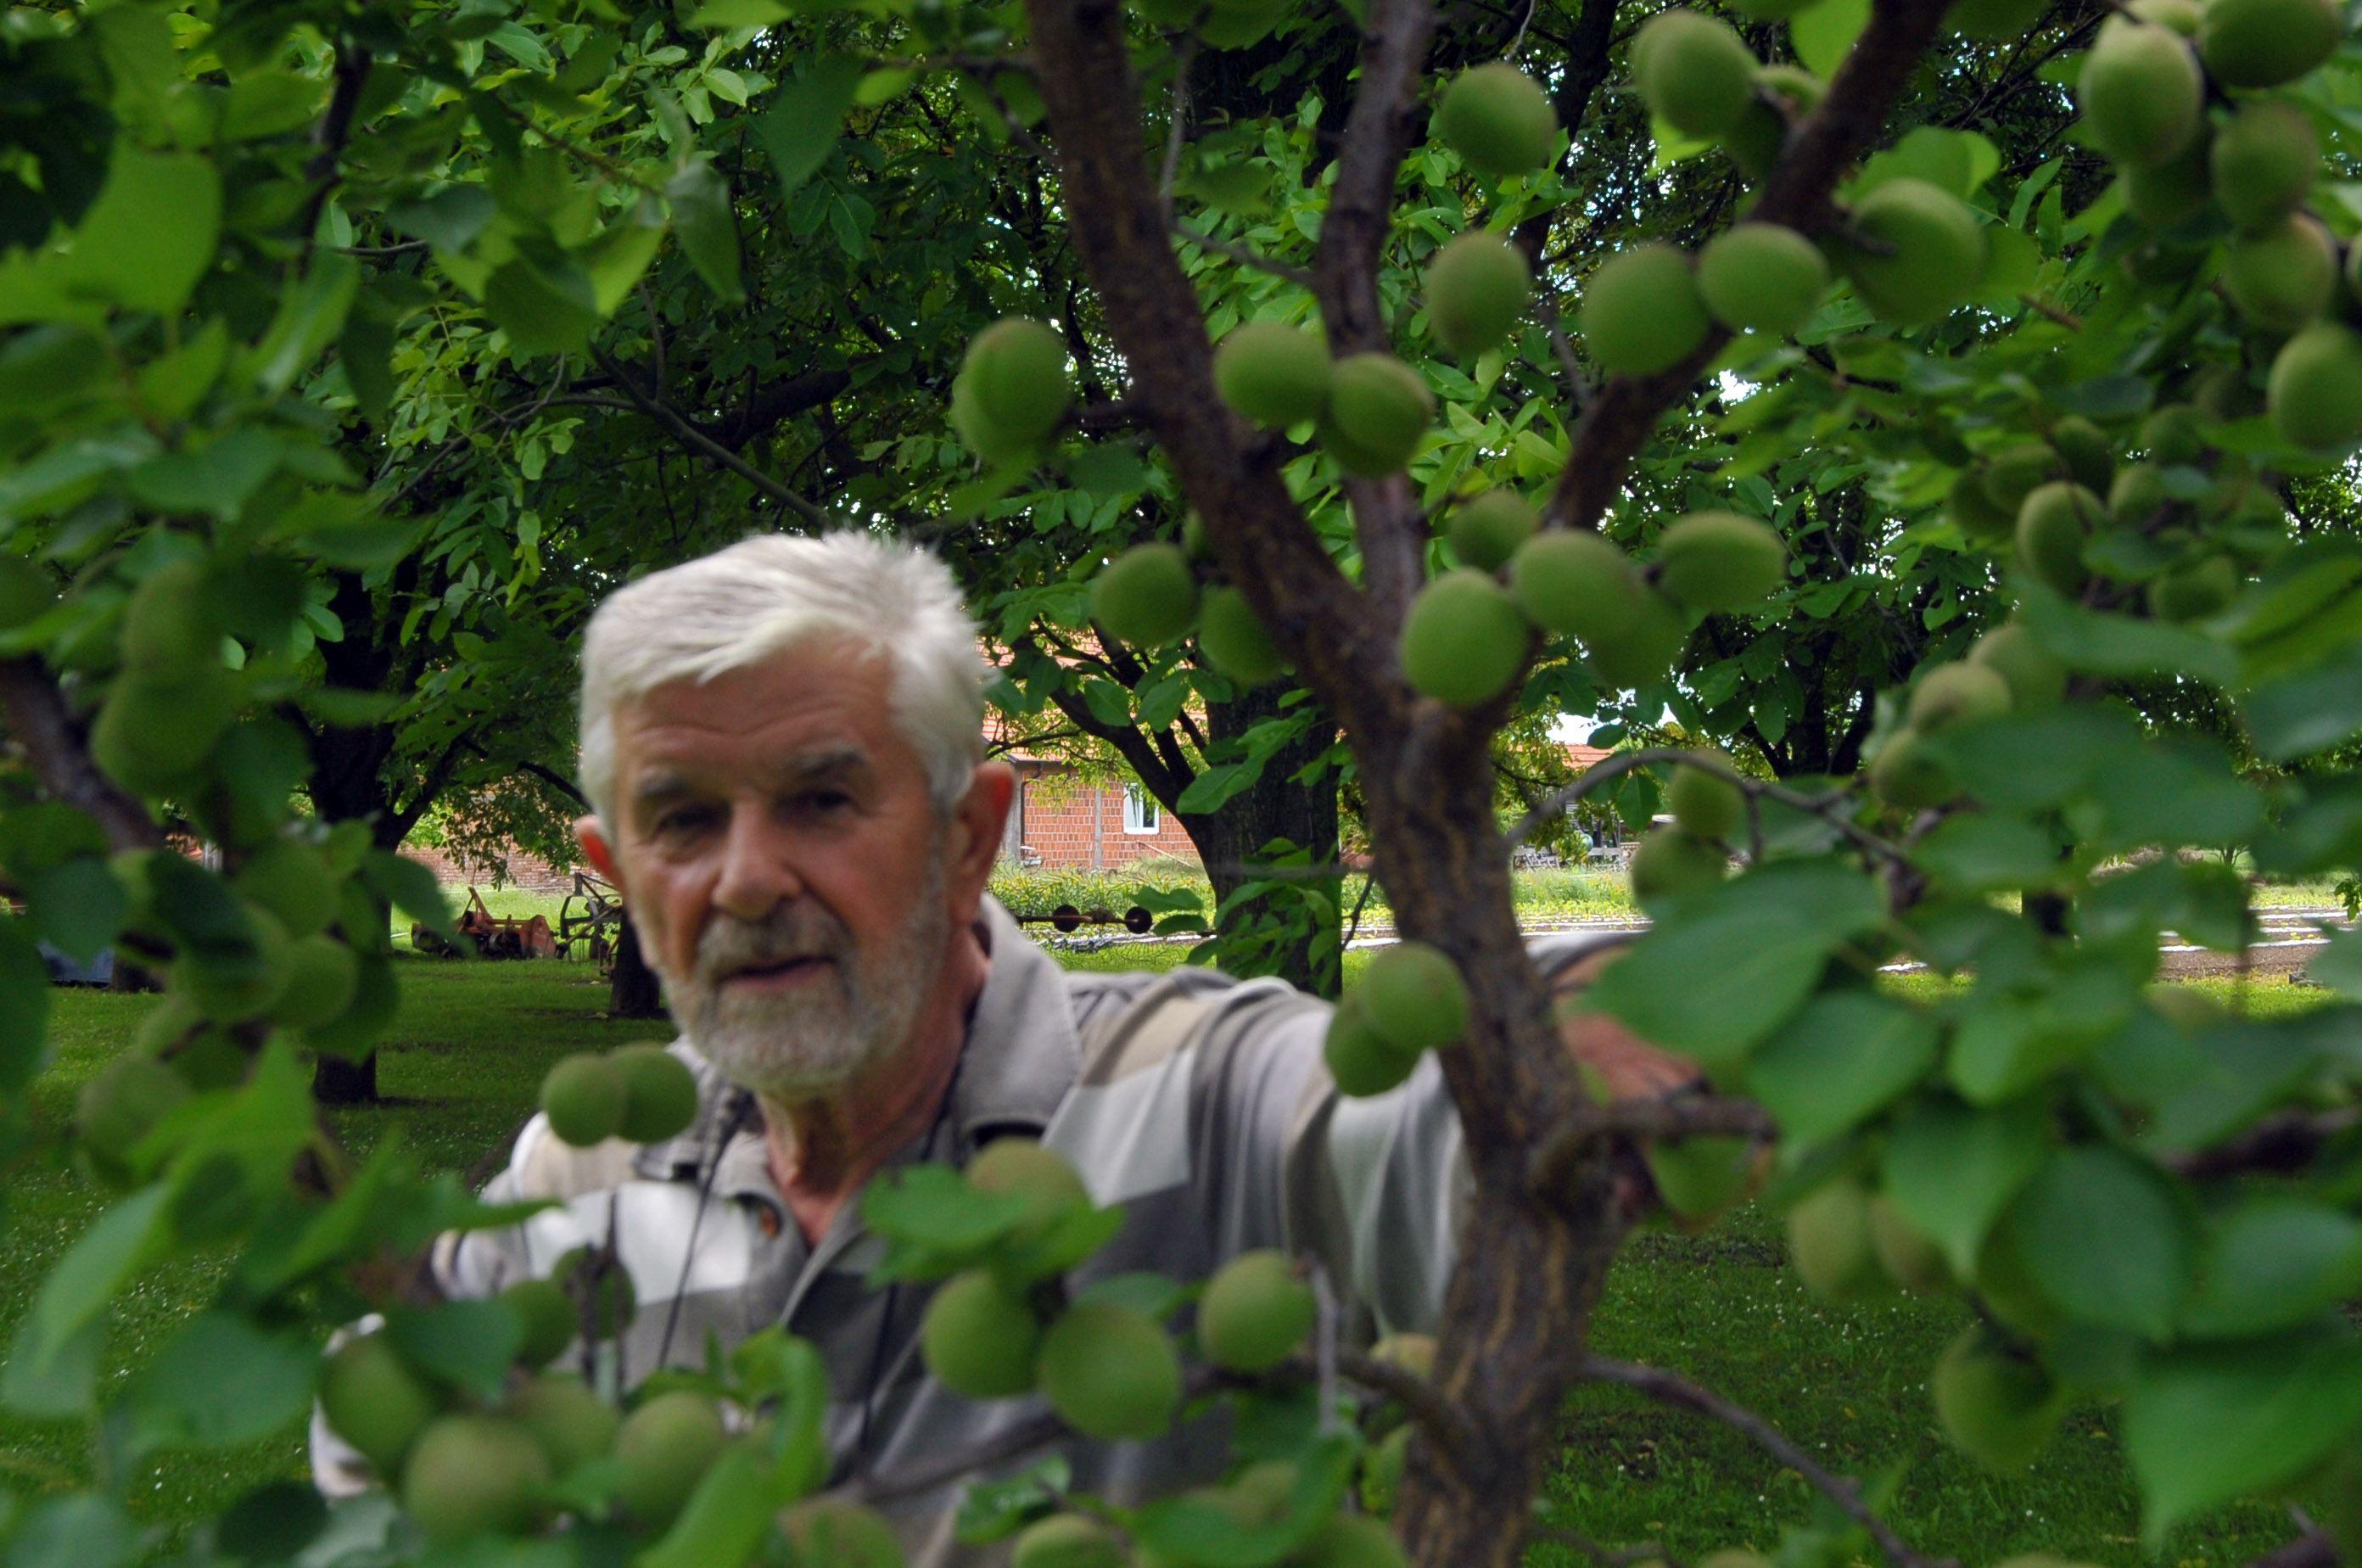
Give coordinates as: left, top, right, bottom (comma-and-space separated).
585, 642, 980, 1096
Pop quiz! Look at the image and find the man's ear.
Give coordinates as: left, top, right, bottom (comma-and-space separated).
946, 763, 1016, 916
577, 816, 624, 889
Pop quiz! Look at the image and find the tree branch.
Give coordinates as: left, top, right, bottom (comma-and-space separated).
1528, 1094, 1774, 1200
584, 351, 837, 529
1506, 745, 1909, 868
0, 658, 159, 852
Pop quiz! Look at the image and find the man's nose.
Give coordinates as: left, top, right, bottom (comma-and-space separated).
710, 809, 803, 923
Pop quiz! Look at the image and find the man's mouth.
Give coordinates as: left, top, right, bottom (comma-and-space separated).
719, 955, 832, 987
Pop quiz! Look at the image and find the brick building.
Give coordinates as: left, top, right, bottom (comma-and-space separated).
999, 757, 1201, 871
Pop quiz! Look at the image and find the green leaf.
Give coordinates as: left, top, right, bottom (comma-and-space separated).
484, 255, 602, 357
385, 1299, 523, 1399
586, 204, 665, 315
2090, 739, 2262, 849
0, 919, 53, 1094
2124, 1328, 2362, 1541
1743, 992, 1939, 1151
1584, 910, 1832, 1071
244, 252, 360, 395
361, 850, 455, 940
1882, 1095, 2047, 1276
1791, 0, 1870, 76
861, 1165, 1029, 1252
137, 319, 232, 420
1947, 962, 2135, 1105
1911, 812, 2061, 893
2019, 581, 2240, 685
131, 1312, 315, 1448
2007, 1145, 2190, 1341
67, 148, 223, 315
753, 57, 862, 202
385, 186, 499, 252
125, 426, 283, 518
954, 1457, 1072, 1547
27, 856, 125, 964
2181, 1201, 2362, 1340
2303, 923, 2362, 998
666, 160, 744, 305
1928, 703, 2142, 813
641, 1447, 775, 1568
2243, 642, 2362, 760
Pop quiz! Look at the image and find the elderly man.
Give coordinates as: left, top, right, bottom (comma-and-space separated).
315, 532, 1681, 1558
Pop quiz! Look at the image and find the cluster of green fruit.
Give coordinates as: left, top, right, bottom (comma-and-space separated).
1322, 940, 1469, 1096
536, 1044, 701, 1148
85, 558, 244, 799
1010, 1458, 1408, 1567
1087, 529, 1287, 686
951, 318, 1076, 465
1626, 757, 1746, 913
1410, 506, 1785, 708
1212, 322, 1440, 479
1869, 622, 2063, 810
2074, 0, 2362, 450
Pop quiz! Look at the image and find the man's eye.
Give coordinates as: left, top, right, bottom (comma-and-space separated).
800, 790, 854, 814
656, 806, 717, 834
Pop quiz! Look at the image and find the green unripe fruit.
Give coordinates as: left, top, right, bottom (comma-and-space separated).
1666, 757, 1744, 841
1198, 1249, 1315, 1371
1301, 1515, 1409, 1567
1869, 728, 1954, 810
0, 557, 55, 631
232, 838, 338, 938
1446, 490, 1539, 571
1432, 64, 1559, 176
613, 1044, 698, 1143
2225, 212, 2337, 333
1089, 542, 1200, 647
1932, 1325, 2064, 1471
1630, 828, 1727, 910
782, 1501, 904, 1565
1587, 587, 1688, 689
1579, 244, 1710, 377
2213, 103, 2318, 232
1948, 468, 2016, 540
2270, 322, 2362, 450
2107, 462, 2169, 526
921, 1269, 1042, 1398
2015, 481, 2101, 595
1868, 1196, 1949, 1292
1655, 511, 1785, 612
1644, 1135, 1753, 1220
1359, 940, 1470, 1051
1968, 624, 2066, 708
538, 1053, 626, 1147
1842, 179, 1984, 324
1945, 0, 2045, 38
2141, 404, 2205, 463
175, 906, 290, 1023
1013, 1513, 1126, 1568
2078, 20, 2202, 168
1038, 1303, 1182, 1440
2122, 129, 2212, 229
1982, 443, 2068, 514
955, 318, 1073, 459
970, 1137, 1090, 1220
2147, 555, 2238, 620
400, 1416, 550, 1542
2128, 0, 2201, 30
1180, 510, 1212, 561
1197, 586, 1285, 686
552, 1248, 639, 1341
1400, 569, 1527, 708
507, 1373, 618, 1476
502, 1277, 576, 1369
1509, 530, 1640, 638
1321, 355, 1434, 477
1721, 100, 1787, 184
1787, 1177, 1885, 1302
2199, 0, 2342, 87
1695, 223, 1829, 337
92, 668, 237, 798
1213, 322, 1331, 428
1907, 662, 2012, 732
2048, 417, 2113, 494
1633, 12, 1758, 138
266, 934, 360, 1030
613, 1391, 726, 1527
1369, 1331, 1436, 1380
1424, 232, 1532, 356
322, 1335, 440, 1476
1324, 991, 1422, 1097
77, 1055, 190, 1159
120, 558, 220, 675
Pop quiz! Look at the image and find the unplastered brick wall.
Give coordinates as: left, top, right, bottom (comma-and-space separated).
1011, 767, 1198, 871
402, 844, 575, 895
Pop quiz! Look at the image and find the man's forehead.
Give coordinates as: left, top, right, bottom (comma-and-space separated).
612, 642, 902, 780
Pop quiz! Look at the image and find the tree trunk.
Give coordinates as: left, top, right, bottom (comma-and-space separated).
305, 748, 410, 1106
1181, 686, 1341, 997
314, 1051, 377, 1106
608, 911, 666, 1020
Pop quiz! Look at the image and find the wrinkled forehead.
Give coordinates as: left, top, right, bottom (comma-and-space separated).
609, 640, 912, 792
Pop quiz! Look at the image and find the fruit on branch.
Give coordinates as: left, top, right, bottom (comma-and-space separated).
1400, 568, 1527, 707
1633, 11, 1759, 138
1666, 756, 1744, 841
1360, 940, 1472, 1051
175, 906, 291, 1022
1654, 511, 1786, 612
1695, 223, 1830, 337
1630, 827, 1729, 909
2122, 130, 2213, 228
77, 1054, 190, 1165
1424, 232, 1532, 356
2268, 321, 2362, 449
1907, 663, 2012, 732
1868, 1196, 1950, 1292
2130, 0, 2202, 28
267, 934, 360, 1030
1589, 590, 1689, 689
1932, 1325, 2065, 1470
951, 318, 1074, 462
970, 1137, 1090, 1221
1197, 586, 1285, 686
1325, 990, 1422, 1097
1432, 63, 1560, 177
2141, 403, 2205, 463
1839, 179, 1984, 324
1948, 468, 2017, 540
507, 1372, 619, 1475
1967, 624, 2066, 708
1945, 0, 2046, 39
501, 1276, 576, 1369
539, 1052, 626, 1147
122, 558, 221, 674
2223, 212, 2337, 332
1787, 1176, 1885, 1302
2147, 554, 2239, 620
1039, 1302, 1183, 1439
1644, 1135, 1754, 1220
1213, 321, 1331, 428
92, 665, 237, 797
1511, 530, 1640, 636
2198, 0, 2343, 86
1723, 65, 1824, 181
1301, 1514, 1411, 1565
1013, 1512, 1128, 1568
233, 837, 338, 938
613, 1390, 727, 1526
2047, 417, 2114, 494
1198, 1249, 1316, 1371
1868, 729, 1955, 809
2212, 103, 2319, 232
922, 1268, 1043, 1397
2014, 481, 2102, 596
782, 1500, 905, 1565
1445, 489, 1540, 571
322, 1336, 440, 1476
2078, 20, 2203, 167
1090, 542, 1200, 648
1981, 443, 2068, 515
1320, 354, 1435, 477
401, 1415, 551, 1542
1578, 244, 1710, 376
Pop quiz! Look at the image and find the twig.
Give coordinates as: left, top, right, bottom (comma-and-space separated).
1577, 1357, 1952, 1568
587, 350, 837, 529
1328, 1349, 1482, 1463
1342, 869, 1382, 948
1506, 746, 1910, 868
1171, 223, 1315, 287
1529, 1095, 1776, 1200
0, 658, 160, 853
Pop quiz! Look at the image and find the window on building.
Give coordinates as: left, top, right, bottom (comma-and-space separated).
1122, 783, 1160, 835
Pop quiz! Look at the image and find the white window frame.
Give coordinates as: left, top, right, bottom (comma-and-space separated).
1122, 783, 1160, 835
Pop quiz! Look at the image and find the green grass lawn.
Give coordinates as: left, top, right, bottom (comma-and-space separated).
0, 956, 2324, 1560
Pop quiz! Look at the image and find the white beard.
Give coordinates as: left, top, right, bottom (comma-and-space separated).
656, 858, 949, 1097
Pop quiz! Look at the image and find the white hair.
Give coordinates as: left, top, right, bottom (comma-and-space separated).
577, 533, 990, 826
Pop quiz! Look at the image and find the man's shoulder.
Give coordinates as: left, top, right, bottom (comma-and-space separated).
1062, 960, 1326, 1084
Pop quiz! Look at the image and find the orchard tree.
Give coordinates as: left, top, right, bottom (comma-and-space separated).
10, 0, 2362, 1561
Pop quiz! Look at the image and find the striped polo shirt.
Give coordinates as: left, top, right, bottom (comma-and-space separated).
313, 897, 1617, 1561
